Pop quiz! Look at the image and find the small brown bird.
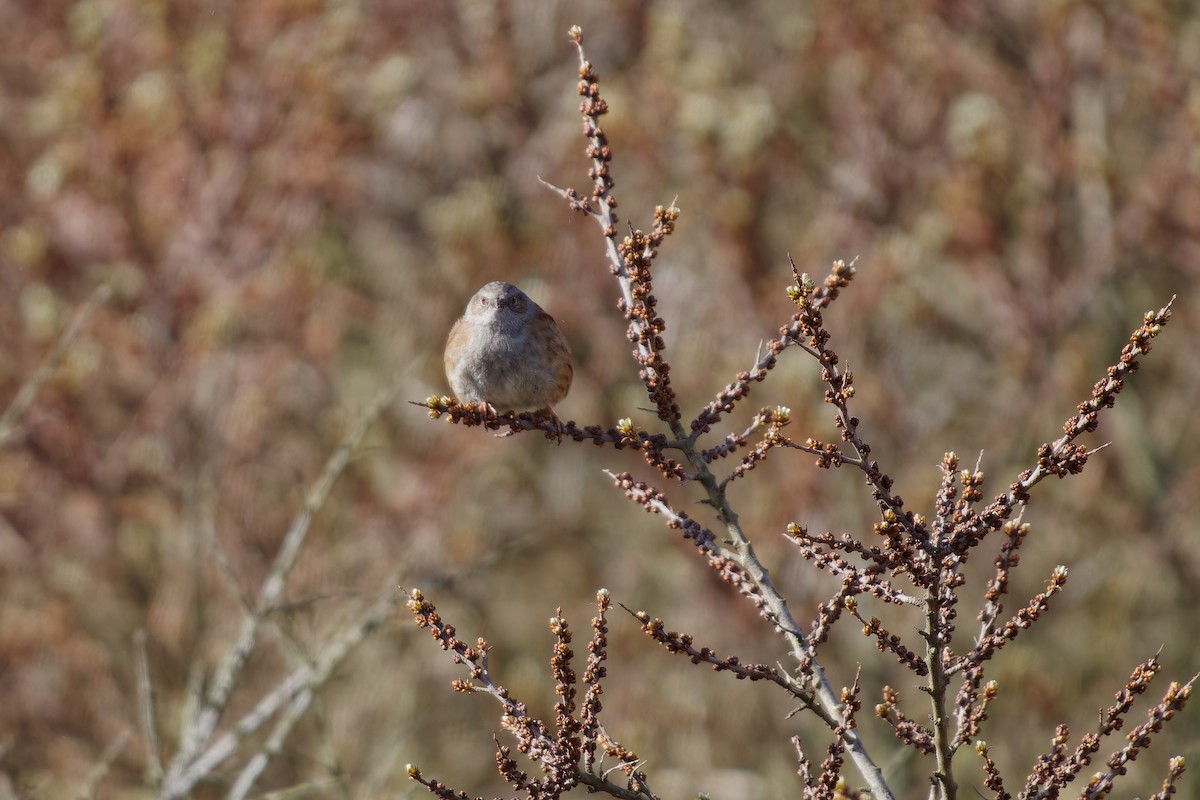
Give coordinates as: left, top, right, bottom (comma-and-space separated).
444, 281, 573, 415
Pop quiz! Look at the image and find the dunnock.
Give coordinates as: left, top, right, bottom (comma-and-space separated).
444, 281, 573, 414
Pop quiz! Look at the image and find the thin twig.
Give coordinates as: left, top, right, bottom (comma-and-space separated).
0, 283, 111, 446
77, 730, 131, 800
134, 629, 164, 788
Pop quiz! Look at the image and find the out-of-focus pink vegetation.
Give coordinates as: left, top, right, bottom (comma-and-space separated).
0, 1, 1197, 797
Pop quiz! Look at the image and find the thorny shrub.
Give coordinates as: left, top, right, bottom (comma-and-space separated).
412, 26, 1190, 800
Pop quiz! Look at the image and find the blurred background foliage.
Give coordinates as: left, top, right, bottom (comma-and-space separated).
1, 0, 1198, 797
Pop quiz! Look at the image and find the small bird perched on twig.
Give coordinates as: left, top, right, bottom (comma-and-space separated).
444, 281, 573, 417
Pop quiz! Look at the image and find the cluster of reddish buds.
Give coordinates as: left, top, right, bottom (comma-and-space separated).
406, 587, 656, 800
